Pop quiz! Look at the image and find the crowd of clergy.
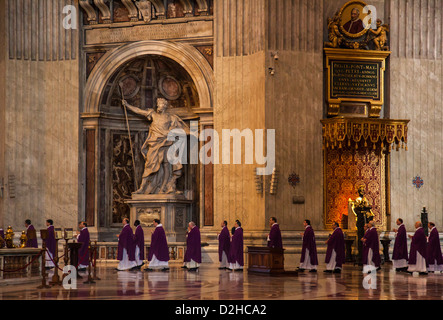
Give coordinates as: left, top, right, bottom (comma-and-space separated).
12, 215, 442, 275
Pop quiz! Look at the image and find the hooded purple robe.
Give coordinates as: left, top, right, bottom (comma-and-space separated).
229, 227, 244, 266
45, 225, 56, 256
26, 225, 38, 248
426, 227, 443, 266
77, 227, 90, 266
362, 227, 381, 267
392, 224, 408, 261
409, 227, 427, 265
148, 225, 169, 262
117, 224, 136, 261
134, 225, 145, 261
325, 227, 345, 268
268, 224, 283, 249
300, 226, 318, 265
184, 226, 202, 264
218, 226, 231, 262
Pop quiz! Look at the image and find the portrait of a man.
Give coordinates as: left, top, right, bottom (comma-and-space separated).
343, 7, 365, 34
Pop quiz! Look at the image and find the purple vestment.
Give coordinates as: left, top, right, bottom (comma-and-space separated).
325, 227, 345, 268
184, 226, 202, 263
45, 225, 56, 256
117, 224, 136, 261
426, 228, 443, 266
392, 224, 408, 261
267, 224, 283, 249
362, 227, 381, 267
26, 225, 38, 248
300, 226, 318, 265
77, 227, 90, 266
409, 227, 427, 265
229, 227, 244, 266
0, 229, 4, 248
134, 225, 145, 261
218, 226, 231, 262
148, 225, 169, 262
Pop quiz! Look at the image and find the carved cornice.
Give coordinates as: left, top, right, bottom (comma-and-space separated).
93, 0, 112, 24
195, 0, 209, 15
135, 0, 152, 23
121, 0, 139, 22
150, 0, 166, 19
178, 0, 193, 17
79, 0, 98, 25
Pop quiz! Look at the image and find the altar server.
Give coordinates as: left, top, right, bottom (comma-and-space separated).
77, 221, 90, 271
44, 219, 56, 269
407, 221, 428, 275
183, 222, 202, 271
116, 218, 137, 271
299, 219, 318, 272
133, 220, 145, 269
362, 221, 381, 272
146, 219, 170, 271
324, 222, 345, 273
228, 220, 244, 271
392, 218, 408, 272
426, 222, 443, 273
218, 221, 231, 269
25, 219, 38, 248
267, 217, 283, 249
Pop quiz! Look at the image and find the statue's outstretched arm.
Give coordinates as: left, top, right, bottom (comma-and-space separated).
122, 99, 153, 118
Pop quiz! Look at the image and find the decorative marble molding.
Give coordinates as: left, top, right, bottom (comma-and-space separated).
135, 0, 153, 23
93, 0, 111, 24
84, 41, 214, 115
178, 0, 193, 17
79, 0, 98, 24
121, 0, 139, 22
195, 0, 209, 15
150, 0, 166, 19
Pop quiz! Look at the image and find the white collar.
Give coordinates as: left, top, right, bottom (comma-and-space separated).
81, 227, 87, 231
430, 226, 435, 232
235, 227, 241, 230
156, 224, 163, 228
272, 223, 278, 227
305, 225, 311, 229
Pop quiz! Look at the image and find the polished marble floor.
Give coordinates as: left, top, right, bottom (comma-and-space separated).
1, 263, 442, 300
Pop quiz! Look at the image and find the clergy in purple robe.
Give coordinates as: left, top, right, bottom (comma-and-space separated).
116, 218, 137, 271
267, 217, 283, 249
362, 221, 381, 272
299, 220, 318, 272
407, 221, 428, 274
146, 219, 170, 271
228, 220, 244, 271
426, 222, 443, 273
343, 8, 365, 34
0, 228, 5, 248
76, 221, 90, 271
324, 222, 345, 273
184, 222, 202, 271
218, 221, 231, 269
44, 219, 56, 269
25, 219, 38, 248
392, 218, 408, 271
133, 220, 145, 269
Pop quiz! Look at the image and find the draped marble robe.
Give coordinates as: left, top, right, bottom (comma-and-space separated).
134, 225, 145, 267
117, 224, 137, 271
229, 227, 244, 270
362, 227, 381, 270
45, 225, 56, 268
408, 227, 428, 273
325, 227, 345, 271
77, 227, 90, 270
426, 227, 443, 272
267, 223, 283, 249
218, 226, 231, 268
392, 224, 408, 269
184, 226, 202, 269
148, 224, 170, 269
26, 224, 38, 248
300, 225, 318, 271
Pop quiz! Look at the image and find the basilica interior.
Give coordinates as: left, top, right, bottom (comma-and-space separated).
0, 0, 443, 303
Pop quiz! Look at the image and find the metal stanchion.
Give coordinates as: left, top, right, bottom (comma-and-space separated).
37, 230, 50, 289
83, 241, 95, 284
92, 241, 101, 281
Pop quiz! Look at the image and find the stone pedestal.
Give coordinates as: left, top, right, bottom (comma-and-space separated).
126, 194, 192, 243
